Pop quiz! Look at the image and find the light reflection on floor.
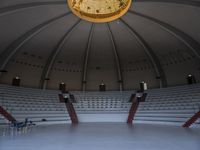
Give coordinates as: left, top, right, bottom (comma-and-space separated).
0, 123, 200, 150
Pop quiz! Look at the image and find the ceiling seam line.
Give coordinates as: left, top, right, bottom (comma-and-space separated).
0, 12, 72, 79
82, 23, 94, 91
129, 10, 200, 61
107, 23, 124, 91
39, 19, 81, 89
2, 0, 200, 17
134, 0, 200, 7
120, 18, 167, 88
0, 1, 67, 17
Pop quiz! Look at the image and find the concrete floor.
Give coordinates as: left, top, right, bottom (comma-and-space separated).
0, 123, 200, 150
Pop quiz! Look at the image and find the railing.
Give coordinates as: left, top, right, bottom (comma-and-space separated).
0, 106, 16, 122
183, 103, 200, 127
127, 93, 147, 124
182, 110, 200, 127
65, 103, 78, 124
58, 93, 78, 124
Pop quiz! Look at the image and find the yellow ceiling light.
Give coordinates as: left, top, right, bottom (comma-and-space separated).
67, 0, 132, 23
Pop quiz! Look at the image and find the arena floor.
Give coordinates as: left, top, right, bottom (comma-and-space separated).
0, 123, 200, 150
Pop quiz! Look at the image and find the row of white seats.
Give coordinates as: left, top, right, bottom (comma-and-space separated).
73, 92, 132, 113
0, 84, 59, 93
0, 95, 59, 102
0, 84, 71, 125
2, 83, 200, 125
135, 84, 200, 126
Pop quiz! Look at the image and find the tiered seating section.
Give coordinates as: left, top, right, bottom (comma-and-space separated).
71, 91, 133, 122
0, 84, 71, 125
72, 91, 133, 113
135, 84, 200, 126
0, 83, 200, 126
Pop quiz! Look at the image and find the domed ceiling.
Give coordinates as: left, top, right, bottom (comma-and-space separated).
0, 0, 200, 91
